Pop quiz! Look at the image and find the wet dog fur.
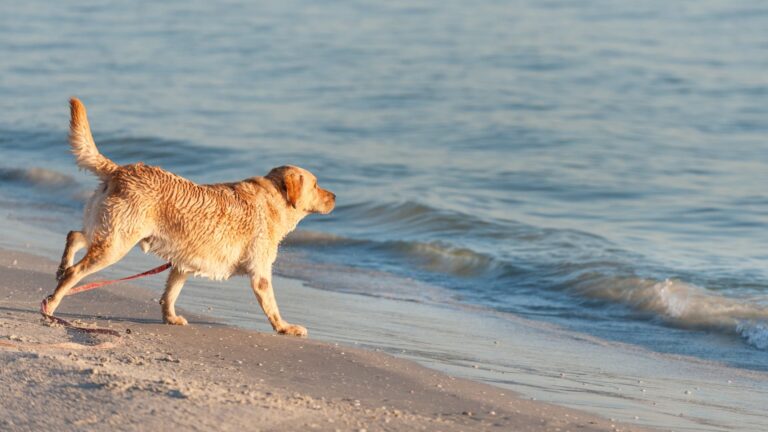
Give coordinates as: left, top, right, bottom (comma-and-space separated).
45, 98, 336, 337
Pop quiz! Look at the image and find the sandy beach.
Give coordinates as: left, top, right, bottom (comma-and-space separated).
0, 248, 651, 431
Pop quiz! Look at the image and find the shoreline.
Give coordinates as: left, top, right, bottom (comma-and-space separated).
0, 247, 649, 431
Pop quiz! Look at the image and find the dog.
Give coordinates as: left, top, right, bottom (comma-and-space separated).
45, 98, 335, 337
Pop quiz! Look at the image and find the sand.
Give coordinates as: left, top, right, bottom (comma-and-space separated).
0, 248, 651, 431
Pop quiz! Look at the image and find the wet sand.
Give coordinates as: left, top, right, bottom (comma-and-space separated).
0, 248, 652, 431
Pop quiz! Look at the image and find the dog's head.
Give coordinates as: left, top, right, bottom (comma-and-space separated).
267, 165, 336, 214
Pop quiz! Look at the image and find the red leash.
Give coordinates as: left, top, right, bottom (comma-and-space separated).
40, 263, 172, 337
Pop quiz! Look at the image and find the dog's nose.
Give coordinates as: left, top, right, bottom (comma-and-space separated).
330, 192, 336, 200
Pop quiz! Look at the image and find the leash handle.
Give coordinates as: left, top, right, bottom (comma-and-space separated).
40, 262, 172, 338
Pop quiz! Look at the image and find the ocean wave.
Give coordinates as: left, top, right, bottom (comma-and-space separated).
286, 226, 768, 350
333, 200, 524, 239
0, 167, 76, 188
286, 230, 511, 280
284, 230, 356, 245
572, 276, 768, 349
387, 241, 500, 278
0, 127, 235, 177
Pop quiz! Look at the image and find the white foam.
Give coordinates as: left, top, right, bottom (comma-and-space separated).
737, 322, 768, 350
655, 279, 690, 318
580, 277, 768, 349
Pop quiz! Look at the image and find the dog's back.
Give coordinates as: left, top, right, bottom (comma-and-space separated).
90, 161, 278, 279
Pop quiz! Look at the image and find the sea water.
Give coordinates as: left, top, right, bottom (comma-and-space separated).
1, 1, 767, 430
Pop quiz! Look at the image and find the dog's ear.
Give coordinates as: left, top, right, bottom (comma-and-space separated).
285, 172, 304, 209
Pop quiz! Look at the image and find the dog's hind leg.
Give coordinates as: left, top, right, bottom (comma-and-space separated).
160, 267, 189, 325
45, 238, 135, 315
249, 275, 307, 337
56, 231, 87, 282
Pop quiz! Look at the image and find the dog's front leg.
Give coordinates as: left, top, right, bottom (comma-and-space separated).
249, 275, 307, 337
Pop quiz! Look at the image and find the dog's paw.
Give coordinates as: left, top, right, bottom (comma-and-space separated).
164, 315, 188, 326
42, 295, 56, 316
277, 324, 307, 337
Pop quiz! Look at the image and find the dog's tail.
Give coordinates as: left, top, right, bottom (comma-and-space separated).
69, 97, 118, 180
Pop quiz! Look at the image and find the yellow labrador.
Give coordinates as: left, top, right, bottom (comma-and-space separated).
45, 98, 335, 337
